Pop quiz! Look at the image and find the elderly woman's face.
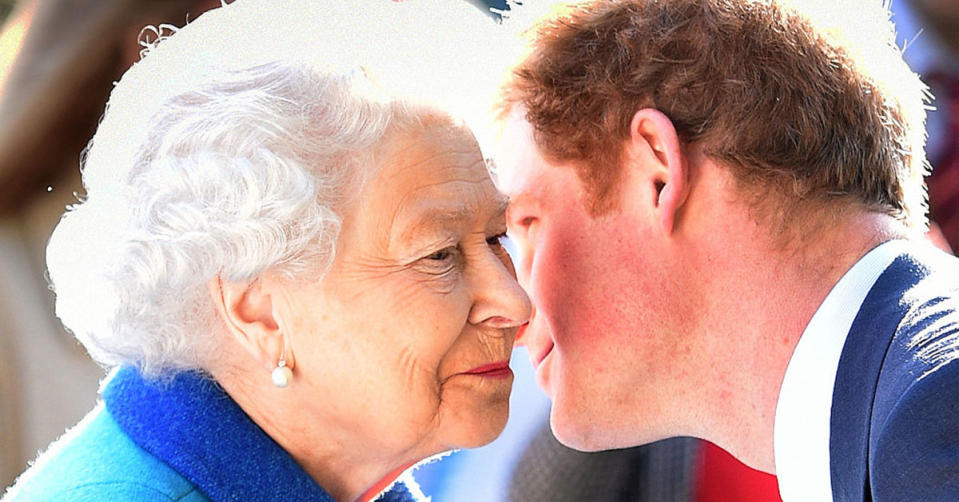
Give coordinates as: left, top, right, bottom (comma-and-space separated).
273, 118, 530, 457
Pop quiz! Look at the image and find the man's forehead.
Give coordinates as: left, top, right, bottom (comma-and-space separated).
492, 108, 541, 195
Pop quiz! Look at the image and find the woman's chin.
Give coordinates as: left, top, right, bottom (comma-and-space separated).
421, 371, 514, 451
445, 397, 511, 449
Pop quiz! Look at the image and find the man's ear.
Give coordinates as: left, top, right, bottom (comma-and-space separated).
627, 108, 689, 234
208, 275, 291, 373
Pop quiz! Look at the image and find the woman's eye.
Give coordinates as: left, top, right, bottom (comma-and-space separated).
426, 248, 455, 261
418, 246, 461, 277
486, 233, 508, 249
487, 233, 513, 257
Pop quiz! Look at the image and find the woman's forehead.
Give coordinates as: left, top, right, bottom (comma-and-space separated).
356, 122, 505, 241
372, 121, 491, 200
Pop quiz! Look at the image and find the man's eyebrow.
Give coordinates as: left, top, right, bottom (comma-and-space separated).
503, 191, 531, 209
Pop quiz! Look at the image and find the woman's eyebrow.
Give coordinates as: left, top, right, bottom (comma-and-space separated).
394, 203, 475, 244
396, 196, 508, 243
493, 195, 509, 215
489, 196, 509, 224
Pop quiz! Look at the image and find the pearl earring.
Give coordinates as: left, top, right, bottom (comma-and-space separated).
271, 356, 292, 388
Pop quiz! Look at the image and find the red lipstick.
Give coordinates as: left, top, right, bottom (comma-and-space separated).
462, 360, 513, 378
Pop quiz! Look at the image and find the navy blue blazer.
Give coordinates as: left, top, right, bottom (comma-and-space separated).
831, 245, 959, 501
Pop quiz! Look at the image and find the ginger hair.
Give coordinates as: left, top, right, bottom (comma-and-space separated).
500, 0, 928, 230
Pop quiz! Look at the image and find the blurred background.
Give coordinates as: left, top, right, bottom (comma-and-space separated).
1, 0, 955, 500
0, 0, 223, 490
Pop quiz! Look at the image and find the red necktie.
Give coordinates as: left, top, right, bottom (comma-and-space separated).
926, 71, 959, 252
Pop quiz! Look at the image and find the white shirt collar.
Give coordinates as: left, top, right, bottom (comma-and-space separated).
773, 239, 908, 501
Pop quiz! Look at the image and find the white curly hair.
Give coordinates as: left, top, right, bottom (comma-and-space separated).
45, 0, 510, 376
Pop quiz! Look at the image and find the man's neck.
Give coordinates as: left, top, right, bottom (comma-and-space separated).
687, 209, 909, 472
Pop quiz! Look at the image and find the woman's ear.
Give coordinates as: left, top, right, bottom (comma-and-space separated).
627, 108, 689, 234
208, 276, 290, 373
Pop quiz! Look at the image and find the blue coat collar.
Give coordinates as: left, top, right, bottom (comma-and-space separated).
103, 366, 415, 501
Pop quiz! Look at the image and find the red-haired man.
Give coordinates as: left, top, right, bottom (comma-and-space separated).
495, 1, 959, 500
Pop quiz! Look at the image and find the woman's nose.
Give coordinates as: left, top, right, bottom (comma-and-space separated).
468, 254, 532, 330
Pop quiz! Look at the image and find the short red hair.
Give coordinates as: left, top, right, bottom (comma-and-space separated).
500, 0, 928, 229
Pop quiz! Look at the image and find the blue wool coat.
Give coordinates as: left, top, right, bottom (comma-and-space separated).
3, 367, 420, 501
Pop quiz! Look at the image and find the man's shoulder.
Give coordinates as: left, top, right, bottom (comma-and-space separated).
3, 404, 207, 501
867, 244, 959, 500
868, 355, 959, 499
870, 243, 959, 414
883, 244, 959, 380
